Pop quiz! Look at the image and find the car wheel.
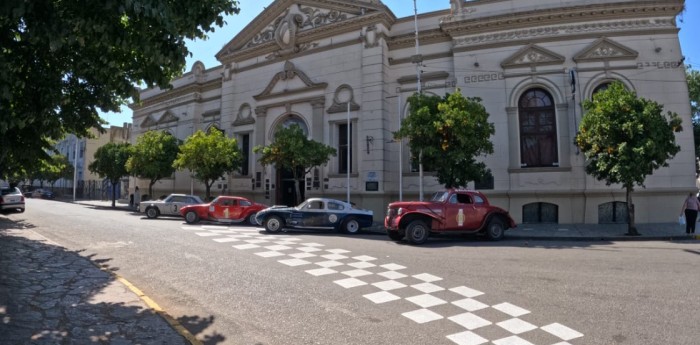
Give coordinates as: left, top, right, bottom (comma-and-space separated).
341, 218, 360, 234
387, 230, 404, 241
264, 216, 283, 233
406, 219, 430, 245
185, 211, 200, 224
486, 218, 505, 241
146, 207, 159, 219
247, 212, 258, 226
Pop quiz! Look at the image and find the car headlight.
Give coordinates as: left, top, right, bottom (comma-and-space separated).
397, 208, 404, 216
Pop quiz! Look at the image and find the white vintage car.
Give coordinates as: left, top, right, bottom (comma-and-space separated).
139, 194, 203, 219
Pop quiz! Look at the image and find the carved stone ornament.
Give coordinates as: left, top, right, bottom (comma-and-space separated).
140, 115, 157, 128
573, 37, 639, 62
501, 44, 565, 68
327, 84, 360, 114
233, 103, 256, 126
363, 25, 379, 48
254, 61, 328, 101
157, 110, 179, 124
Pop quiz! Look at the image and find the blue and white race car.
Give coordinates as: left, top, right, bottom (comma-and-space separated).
255, 198, 374, 234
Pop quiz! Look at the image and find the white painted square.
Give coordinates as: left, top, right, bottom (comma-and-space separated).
452, 298, 489, 312
213, 237, 240, 243
380, 263, 406, 270
226, 234, 253, 238
363, 291, 400, 304
265, 245, 292, 251
551, 342, 572, 345
334, 278, 367, 288
411, 282, 444, 293
377, 271, 407, 280
402, 309, 443, 324
348, 261, 376, 269
321, 254, 348, 260
341, 269, 372, 278
372, 280, 407, 291
298, 247, 323, 253
326, 249, 351, 254
181, 226, 201, 231
492, 303, 530, 317
210, 229, 236, 234
300, 242, 324, 247
446, 331, 489, 345
450, 286, 484, 298
233, 244, 260, 250
492, 336, 535, 345
255, 251, 285, 258
202, 225, 224, 230
541, 323, 583, 341
448, 312, 492, 330
195, 232, 220, 237
289, 252, 316, 259
352, 255, 377, 261
406, 294, 447, 308
413, 273, 442, 282
497, 318, 537, 334
278, 258, 311, 267
245, 239, 269, 244
306, 268, 337, 276
316, 260, 344, 268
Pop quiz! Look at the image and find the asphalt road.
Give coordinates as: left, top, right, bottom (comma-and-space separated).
13, 198, 700, 345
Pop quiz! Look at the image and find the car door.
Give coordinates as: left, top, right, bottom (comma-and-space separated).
227, 198, 243, 220
210, 198, 233, 220
443, 193, 480, 231
168, 196, 189, 215
301, 200, 326, 227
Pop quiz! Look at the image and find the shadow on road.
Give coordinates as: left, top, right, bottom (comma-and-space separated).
0, 216, 224, 344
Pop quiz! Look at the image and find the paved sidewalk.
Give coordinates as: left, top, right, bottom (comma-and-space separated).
0, 217, 190, 345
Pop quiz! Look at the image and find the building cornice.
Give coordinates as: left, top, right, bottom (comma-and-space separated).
131, 79, 221, 111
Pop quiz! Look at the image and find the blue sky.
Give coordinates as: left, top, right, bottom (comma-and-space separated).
102, 0, 699, 126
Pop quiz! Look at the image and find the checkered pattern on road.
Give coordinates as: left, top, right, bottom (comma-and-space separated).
183, 225, 584, 345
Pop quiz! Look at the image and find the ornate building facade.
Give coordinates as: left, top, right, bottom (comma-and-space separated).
131, 0, 693, 224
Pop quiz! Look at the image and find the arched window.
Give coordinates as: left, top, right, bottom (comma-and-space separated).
592, 82, 612, 96
518, 88, 558, 167
522, 202, 558, 224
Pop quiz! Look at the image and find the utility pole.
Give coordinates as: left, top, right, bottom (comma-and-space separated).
413, 0, 424, 201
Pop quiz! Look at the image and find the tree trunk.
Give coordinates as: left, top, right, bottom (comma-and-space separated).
111, 181, 117, 208
625, 186, 639, 236
205, 179, 212, 201
149, 179, 156, 201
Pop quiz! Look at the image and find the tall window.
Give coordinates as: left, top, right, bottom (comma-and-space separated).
240, 134, 250, 176
339, 123, 352, 174
519, 88, 558, 167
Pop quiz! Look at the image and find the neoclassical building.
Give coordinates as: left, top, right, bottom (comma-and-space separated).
130, 0, 693, 224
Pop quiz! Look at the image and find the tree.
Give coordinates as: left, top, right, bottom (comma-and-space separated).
254, 124, 337, 205
396, 90, 495, 189
173, 128, 242, 200
686, 66, 700, 158
126, 130, 180, 198
575, 82, 682, 236
88, 142, 131, 208
42, 154, 74, 190
0, 0, 241, 179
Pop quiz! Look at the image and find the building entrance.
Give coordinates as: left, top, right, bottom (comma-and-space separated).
277, 166, 305, 206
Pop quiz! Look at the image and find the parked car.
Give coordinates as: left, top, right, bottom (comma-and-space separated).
385, 189, 517, 244
1, 187, 26, 213
255, 198, 374, 234
179, 196, 267, 225
139, 194, 204, 219
30, 189, 55, 199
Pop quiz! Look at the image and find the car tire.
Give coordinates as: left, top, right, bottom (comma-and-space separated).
185, 211, 200, 224
341, 217, 360, 234
406, 219, 430, 245
146, 207, 159, 219
387, 230, 404, 241
264, 216, 283, 233
486, 218, 505, 241
247, 212, 258, 226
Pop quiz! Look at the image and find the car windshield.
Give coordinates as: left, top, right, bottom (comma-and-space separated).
430, 192, 449, 202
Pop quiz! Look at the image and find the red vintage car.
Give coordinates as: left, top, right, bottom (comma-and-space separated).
385, 189, 517, 244
179, 196, 267, 225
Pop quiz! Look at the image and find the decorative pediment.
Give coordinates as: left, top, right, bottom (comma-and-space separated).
140, 115, 157, 128
327, 84, 360, 114
157, 111, 179, 124
254, 61, 327, 101
501, 44, 565, 68
216, 0, 388, 62
573, 38, 638, 62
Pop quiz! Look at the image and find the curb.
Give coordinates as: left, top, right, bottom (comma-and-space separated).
505, 235, 697, 242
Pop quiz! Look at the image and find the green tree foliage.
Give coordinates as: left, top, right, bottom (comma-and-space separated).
575, 82, 682, 235
0, 0, 240, 178
396, 90, 495, 189
686, 66, 700, 158
254, 124, 337, 205
42, 154, 74, 190
126, 130, 180, 198
173, 128, 242, 200
88, 142, 131, 207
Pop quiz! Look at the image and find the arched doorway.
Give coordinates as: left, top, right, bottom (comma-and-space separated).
273, 115, 309, 206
